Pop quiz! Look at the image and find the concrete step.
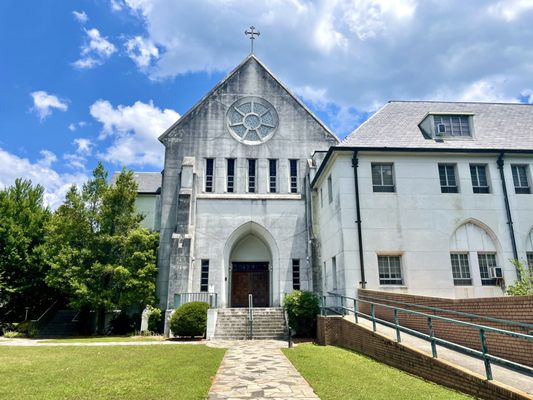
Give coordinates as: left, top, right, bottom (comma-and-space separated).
214, 307, 287, 340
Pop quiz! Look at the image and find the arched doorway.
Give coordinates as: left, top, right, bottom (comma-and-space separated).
223, 222, 279, 308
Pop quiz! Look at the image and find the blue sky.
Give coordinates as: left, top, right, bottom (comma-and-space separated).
1, 0, 533, 207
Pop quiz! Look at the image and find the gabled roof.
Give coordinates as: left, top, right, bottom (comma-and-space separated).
111, 172, 162, 194
341, 101, 533, 150
159, 53, 339, 143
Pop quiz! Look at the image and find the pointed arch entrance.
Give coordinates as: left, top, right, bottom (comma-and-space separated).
223, 222, 279, 308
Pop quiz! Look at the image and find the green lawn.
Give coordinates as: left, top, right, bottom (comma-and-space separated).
0, 345, 225, 400
283, 344, 472, 400
41, 335, 165, 343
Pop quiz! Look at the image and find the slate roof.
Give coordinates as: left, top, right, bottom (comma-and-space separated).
341, 101, 533, 150
111, 172, 162, 194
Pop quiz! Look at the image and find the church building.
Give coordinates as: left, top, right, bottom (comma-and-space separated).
140, 54, 533, 327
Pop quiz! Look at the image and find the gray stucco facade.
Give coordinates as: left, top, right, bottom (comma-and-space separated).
156, 55, 338, 318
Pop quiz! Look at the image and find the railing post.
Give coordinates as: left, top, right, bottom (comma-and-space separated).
427, 317, 437, 358
340, 296, 345, 316
393, 308, 401, 343
479, 329, 493, 380
354, 298, 358, 323
371, 303, 376, 332
248, 294, 253, 340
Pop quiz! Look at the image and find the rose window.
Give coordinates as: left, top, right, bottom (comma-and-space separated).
226, 97, 278, 144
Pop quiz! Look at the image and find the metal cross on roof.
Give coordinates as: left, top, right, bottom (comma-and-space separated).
245, 26, 260, 53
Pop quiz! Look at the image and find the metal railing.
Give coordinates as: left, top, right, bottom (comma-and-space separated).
321, 292, 533, 380
174, 292, 218, 308
248, 294, 253, 340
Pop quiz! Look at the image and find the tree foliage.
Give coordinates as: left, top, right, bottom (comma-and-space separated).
44, 163, 159, 316
506, 259, 533, 296
0, 179, 54, 320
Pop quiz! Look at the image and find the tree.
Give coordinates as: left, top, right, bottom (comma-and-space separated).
0, 179, 54, 321
506, 259, 533, 296
44, 163, 159, 332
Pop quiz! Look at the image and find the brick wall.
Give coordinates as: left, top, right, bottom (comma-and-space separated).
317, 316, 531, 400
357, 290, 533, 368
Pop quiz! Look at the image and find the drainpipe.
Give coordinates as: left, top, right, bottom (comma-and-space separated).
496, 152, 519, 264
352, 151, 366, 288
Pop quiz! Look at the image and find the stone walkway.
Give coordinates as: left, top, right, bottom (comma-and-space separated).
207, 340, 319, 400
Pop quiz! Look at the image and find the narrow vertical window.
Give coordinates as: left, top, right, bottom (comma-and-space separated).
511, 165, 530, 194
439, 164, 458, 193
320, 188, 323, 208
450, 253, 471, 285
205, 158, 214, 192
478, 253, 498, 286
327, 175, 333, 203
227, 158, 235, 193
292, 259, 300, 290
331, 256, 337, 291
527, 252, 533, 275
470, 164, 490, 193
378, 255, 403, 285
289, 159, 298, 193
372, 163, 395, 192
200, 259, 209, 292
248, 159, 256, 193
269, 159, 277, 193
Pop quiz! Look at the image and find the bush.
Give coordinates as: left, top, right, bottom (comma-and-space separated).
108, 313, 136, 335
506, 259, 533, 296
284, 290, 320, 337
3, 330, 23, 338
148, 306, 162, 333
169, 302, 209, 338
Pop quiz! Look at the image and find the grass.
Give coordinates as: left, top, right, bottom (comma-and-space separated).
283, 344, 472, 400
40, 335, 165, 343
0, 345, 225, 400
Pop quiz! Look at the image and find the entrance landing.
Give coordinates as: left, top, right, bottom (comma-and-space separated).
208, 340, 319, 399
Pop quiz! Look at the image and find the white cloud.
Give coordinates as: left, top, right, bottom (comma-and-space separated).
73, 28, 117, 69
0, 147, 88, 209
117, 0, 533, 135
110, 0, 124, 11
89, 99, 179, 166
73, 10, 88, 24
68, 121, 87, 131
74, 138, 93, 155
488, 0, 533, 21
30, 91, 68, 120
125, 36, 159, 68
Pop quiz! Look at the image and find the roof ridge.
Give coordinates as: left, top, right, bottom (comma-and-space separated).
388, 100, 533, 106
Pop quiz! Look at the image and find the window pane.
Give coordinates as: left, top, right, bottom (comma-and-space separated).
205, 159, 214, 192
378, 255, 403, 285
372, 165, 382, 185
200, 260, 209, 292
478, 253, 497, 286
269, 159, 277, 193
290, 159, 298, 193
450, 253, 471, 285
248, 159, 256, 193
292, 259, 300, 290
227, 159, 235, 193
372, 163, 395, 192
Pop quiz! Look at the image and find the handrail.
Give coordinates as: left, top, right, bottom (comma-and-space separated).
321, 292, 533, 380
248, 294, 253, 340
31, 300, 58, 323
174, 292, 218, 308
358, 293, 533, 330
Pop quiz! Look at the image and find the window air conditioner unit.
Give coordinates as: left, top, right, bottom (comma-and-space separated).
436, 123, 446, 135
489, 266, 503, 279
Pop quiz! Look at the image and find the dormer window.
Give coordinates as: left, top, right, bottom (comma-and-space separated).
433, 115, 471, 137
419, 113, 474, 140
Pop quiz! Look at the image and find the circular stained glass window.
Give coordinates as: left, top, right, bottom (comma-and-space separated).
226, 96, 278, 145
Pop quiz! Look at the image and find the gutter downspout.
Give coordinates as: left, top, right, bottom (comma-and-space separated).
352, 151, 366, 288
497, 152, 519, 264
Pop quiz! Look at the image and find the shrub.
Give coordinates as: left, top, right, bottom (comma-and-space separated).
108, 313, 136, 335
506, 259, 533, 296
3, 330, 23, 338
284, 290, 320, 337
147, 306, 162, 333
169, 302, 209, 338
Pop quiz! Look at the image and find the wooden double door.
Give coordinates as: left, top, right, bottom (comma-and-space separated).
231, 262, 270, 307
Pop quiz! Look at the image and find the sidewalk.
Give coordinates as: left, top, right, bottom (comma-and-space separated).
207, 340, 319, 400
344, 315, 533, 395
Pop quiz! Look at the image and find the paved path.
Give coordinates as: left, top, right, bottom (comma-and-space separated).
207, 340, 319, 400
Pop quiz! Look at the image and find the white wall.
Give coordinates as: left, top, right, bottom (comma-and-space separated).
314, 151, 533, 299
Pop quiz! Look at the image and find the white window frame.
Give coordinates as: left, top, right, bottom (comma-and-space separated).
377, 255, 404, 285
289, 159, 298, 193
511, 164, 530, 194
205, 158, 214, 193
450, 253, 472, 286
438, 163, 459, 193
470, 164, 490, 194
372, 163, 395, 193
